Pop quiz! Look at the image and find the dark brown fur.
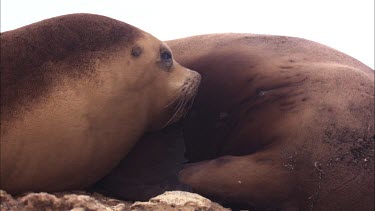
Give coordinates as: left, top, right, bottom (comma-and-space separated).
1, 13, 142, 122
167, 34, 374, 210
91, 34, 373, 210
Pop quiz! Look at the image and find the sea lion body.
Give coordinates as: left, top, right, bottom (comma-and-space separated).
0, 14, 200, 194
166, 34, 374, 210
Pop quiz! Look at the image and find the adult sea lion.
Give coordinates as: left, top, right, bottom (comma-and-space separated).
165, 34, 374, 210
0, 13, 201, 194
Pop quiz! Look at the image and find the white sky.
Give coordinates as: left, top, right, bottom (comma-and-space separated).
1, 0, 374, 69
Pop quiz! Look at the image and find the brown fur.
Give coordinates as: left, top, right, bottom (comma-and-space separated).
1, 13, 142, 122
89, 34, 373, 210
166, 34, 374, 210
0, 14, 200, 194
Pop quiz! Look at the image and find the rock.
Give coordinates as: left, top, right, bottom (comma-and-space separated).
0, 190, 229, 211
0, 190, 23, 210
0, 190, 131, 211
131, 191, 230, 211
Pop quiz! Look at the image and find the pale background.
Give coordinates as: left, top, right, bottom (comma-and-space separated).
1, 0, 374, 69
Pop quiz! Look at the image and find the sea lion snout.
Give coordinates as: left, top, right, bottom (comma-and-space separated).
162, 69, 201, 127
184, 69, 201, 94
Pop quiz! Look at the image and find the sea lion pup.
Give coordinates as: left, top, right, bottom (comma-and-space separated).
0, 13, 201, 194
165, 34, 374, 210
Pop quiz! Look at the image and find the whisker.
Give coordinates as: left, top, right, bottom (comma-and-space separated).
183, 93, 197, 118
165, 85, 186, 108
163, 98, 185, 127
163, 77, 200, 127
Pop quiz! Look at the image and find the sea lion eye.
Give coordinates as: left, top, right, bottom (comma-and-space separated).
160, 50, 173, 70
161, 51, 172, 62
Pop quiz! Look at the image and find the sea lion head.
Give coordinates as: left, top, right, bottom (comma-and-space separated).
1, 13, 201, 133
122, 34, 201, 131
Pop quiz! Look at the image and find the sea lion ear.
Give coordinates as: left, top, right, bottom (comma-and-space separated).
131, 45, 143, 57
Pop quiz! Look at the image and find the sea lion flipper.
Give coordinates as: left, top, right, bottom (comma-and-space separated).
178, 154, 298, 209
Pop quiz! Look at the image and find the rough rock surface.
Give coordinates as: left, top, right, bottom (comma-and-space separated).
0, 190, 229, 211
